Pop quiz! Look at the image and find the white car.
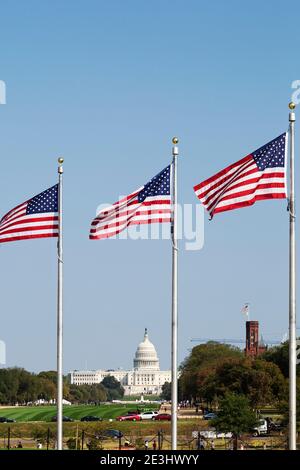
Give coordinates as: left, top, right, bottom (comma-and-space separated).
139, 411, 159, 420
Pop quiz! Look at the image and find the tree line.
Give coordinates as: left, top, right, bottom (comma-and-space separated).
160, 341, 299, 406
161, 341, 300, 427
179, 341, 287, 408
0, 369, 124, 405
159, 341, 300, 444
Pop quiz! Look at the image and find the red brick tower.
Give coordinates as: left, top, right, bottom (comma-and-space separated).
245, 321, 266, 357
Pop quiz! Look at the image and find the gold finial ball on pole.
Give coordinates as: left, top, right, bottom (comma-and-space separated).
58, 157, 64, 165
289, 102, 296, 110
172, 137, 179, 145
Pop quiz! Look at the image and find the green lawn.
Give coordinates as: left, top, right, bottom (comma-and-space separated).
0, 404, 159, 423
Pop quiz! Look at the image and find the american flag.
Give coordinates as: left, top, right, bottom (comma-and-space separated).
0, 185, 59, 243
241, 303, 250, 318
90, 165, 171, 239
194, 133, 287, 218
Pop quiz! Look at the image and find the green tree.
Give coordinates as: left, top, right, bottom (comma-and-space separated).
0, 368, 40, 404
38, 370, 70, 399
201, 358, 286, 407
17, 369, 39, 403
37, 378, 56, 401
160, 382, 171, 400
0, 368, 108, 405
212, 393, 258, 449
38, 371, 57, 384
279, 377, 300, 431
179, 342, 243, 402
67, 383, 107, 404
101, 376, 124, 401
0, 369, 19, 404
262, 341, 300, 378
88, 384, 107, 403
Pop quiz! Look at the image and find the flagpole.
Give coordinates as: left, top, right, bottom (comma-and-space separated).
57, 157, 64, 450
171, 137, 179, 450
288, 102, 297, 450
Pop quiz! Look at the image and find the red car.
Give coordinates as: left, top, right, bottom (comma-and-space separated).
154, 413, 171, 421
116, 414, 141, 422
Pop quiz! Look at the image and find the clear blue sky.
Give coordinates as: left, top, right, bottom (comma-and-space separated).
0, 0, 299, 373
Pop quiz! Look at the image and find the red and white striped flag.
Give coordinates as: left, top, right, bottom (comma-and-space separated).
0, 185, 58, 243
90, 165, 171, 239
194, 133, 287, 218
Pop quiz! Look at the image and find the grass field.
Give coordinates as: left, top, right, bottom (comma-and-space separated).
0, 403, 159, 423
0, 420, 288, 450
0, 418, 207, 442
0, 407, 289, 450
0, 405, 290, 450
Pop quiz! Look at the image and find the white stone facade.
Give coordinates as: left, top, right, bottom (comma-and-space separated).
70, 329, 171, 396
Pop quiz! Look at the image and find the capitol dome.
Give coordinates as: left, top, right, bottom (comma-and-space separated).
133, 329, 160, 371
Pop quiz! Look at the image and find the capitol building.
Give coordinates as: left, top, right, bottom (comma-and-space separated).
70, 329, 171, 396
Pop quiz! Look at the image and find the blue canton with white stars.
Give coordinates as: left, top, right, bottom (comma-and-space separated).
138, 165, 171, 202
26, 185, 58, 214
252, 133, 286, 170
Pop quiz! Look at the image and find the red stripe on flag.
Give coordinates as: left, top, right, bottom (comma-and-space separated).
213, 193, 286, 215
0, 233, 58, 243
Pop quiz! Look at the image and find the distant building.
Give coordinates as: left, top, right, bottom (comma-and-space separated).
70, 329, 171, 396
245, 321, 267, 357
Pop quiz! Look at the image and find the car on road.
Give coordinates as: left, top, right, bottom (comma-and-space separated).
203, 412, 217, 420
51, 415, 74, 422
0, 417, 16, 423
80, 415, 102, 422
100, 429, 123, 439
153, 413, 171, 421
116, 414, 141, 422
139, 411, 159, 420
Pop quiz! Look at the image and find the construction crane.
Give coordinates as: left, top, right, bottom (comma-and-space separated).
190, 337, 283, 347
190, 329, 300, 347
191, 303, 300, 347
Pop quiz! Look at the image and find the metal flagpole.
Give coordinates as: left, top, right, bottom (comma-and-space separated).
288, 102, 297, 450
171, 137, 179, 450
57, 157, 64, 450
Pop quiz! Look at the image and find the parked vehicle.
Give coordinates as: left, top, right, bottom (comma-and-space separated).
80, 415, 102, 422
100, 429, 123, 439
0, 417, 16, 423
153, 413, 171, 421
252, 419, 268, 436
139, 411, 158, 420
203, 412, 217, 420
268, 421, 283, 432
116, 414, 141, 422
51, 415, 74, 422
266, 418, 283, 432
